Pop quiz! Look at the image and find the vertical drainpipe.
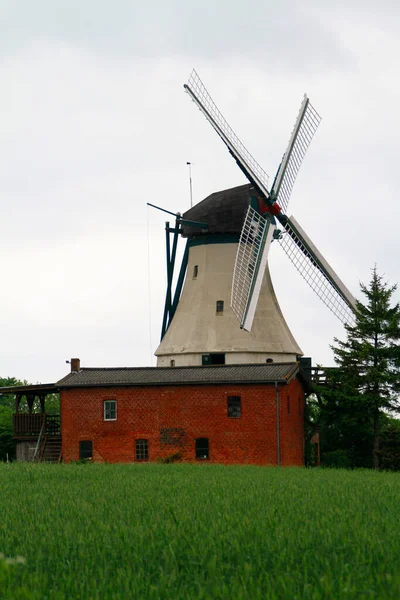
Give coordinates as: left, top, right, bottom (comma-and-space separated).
275, 382, 281, 466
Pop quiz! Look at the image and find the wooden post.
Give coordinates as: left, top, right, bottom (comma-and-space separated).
26, 394, 35, 414
311, 430, 321, 466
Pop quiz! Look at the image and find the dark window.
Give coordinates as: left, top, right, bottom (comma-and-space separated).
104, 400, 117, 420
287, 396, 290, 414
266, 358, 274, 363
79, 440, 92, 460
193, 265, 198, 279
170, 359, 175, 367
216, 300, 224, 313
228, 396, 241, 418
202, 354, 210, 365
202, 353, 225, 365
195, 438, 209, 460
135, 439, 149, 461
211, 353, 225, 365
212, 353, 225, 365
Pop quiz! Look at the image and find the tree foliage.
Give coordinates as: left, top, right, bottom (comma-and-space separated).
333, 267, 400, 405
0, 377, 23, 461
309, 267, 400, 469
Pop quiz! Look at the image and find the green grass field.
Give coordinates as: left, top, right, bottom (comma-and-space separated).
1, 464, 400, 599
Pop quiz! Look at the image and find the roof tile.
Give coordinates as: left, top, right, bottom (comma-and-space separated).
56, 363, 299, 388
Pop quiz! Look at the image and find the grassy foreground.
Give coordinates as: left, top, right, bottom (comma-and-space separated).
1, 464, 400, 599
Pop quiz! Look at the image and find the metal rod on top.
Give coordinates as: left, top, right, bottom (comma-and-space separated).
186, 162, 193, 207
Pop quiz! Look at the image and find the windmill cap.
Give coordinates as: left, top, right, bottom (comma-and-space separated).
182, 183, 258, 238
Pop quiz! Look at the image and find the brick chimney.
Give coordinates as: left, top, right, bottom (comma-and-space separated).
70, 358, 80, 373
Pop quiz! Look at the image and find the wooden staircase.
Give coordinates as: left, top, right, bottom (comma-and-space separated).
29, 415, 62, 463
13, 413, 62, 463
40, 436, 62, 463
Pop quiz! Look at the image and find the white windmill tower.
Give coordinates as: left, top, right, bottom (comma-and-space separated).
155, 71, 356, 368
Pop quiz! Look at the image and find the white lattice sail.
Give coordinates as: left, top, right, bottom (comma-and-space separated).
184, 70, 270, 198
279, 216, 356, 325
184, 69, 355, 331
271, 96, 321, 214
231, 207, 276, 331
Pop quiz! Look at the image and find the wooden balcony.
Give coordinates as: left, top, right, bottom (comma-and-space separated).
13, 414, 60, 439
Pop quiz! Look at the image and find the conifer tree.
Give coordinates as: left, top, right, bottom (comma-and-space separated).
331, 267, 400, 469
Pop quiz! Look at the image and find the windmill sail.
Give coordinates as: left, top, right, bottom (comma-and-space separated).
184, 70, 353, 329
184, 70, 270, 199
279, 216, 356, 325
231, 207, 276, 331
271, 96, 321, 214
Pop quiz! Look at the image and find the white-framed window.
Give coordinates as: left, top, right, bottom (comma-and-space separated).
104, 400, 117, 421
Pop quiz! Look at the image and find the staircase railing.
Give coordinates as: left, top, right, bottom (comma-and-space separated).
32, 418, 45, 462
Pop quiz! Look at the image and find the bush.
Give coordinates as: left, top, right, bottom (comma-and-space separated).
158, 452, 182, 464
322, 449, 351, 469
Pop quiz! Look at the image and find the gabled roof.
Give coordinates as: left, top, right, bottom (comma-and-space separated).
57, 363, 300, 388
0, 383, 59, 395
0, 364, 302, 395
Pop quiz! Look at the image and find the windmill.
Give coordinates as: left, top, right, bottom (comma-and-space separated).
183, 70, 356, 332
154, 71, 355, 368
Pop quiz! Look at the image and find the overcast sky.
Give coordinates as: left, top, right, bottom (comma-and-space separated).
2, 0, 400, 383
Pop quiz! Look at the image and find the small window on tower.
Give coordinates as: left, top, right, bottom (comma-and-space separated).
170, 359, 175, 367
135, 439, 149, 461
193, 265, 198, 279
227, 396, 241, 418
216, 300, 224, 314
212, 354, 225, 365
266, 358, 274, 364
202, 353, 225, 365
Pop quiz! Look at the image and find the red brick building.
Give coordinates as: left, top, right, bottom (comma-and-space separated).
5, 359, 308, 466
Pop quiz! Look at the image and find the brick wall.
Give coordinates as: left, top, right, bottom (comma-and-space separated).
61, 378, 305, 466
